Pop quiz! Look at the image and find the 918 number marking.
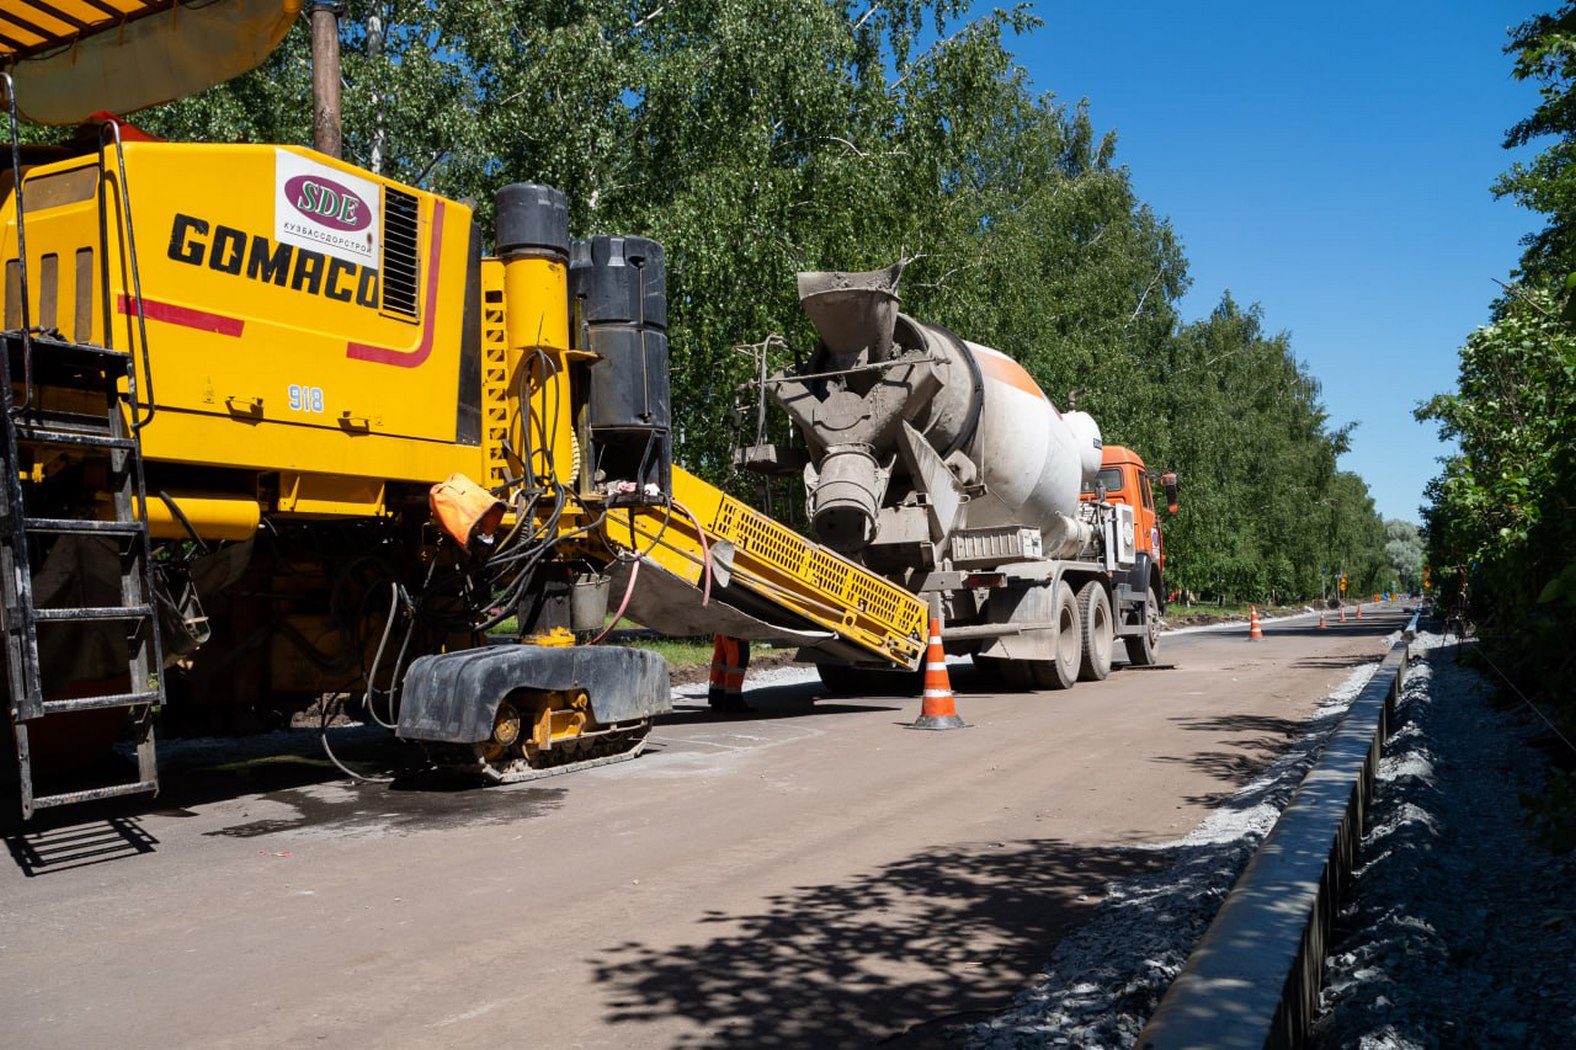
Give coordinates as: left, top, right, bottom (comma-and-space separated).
288, 385, 325, 413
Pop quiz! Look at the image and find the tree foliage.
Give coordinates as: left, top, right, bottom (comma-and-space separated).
1148, 297, 1390, 600
1384, 519, 1425, 593
1497, 3, 1576, 280
1418, 286, 1576, 625
67, 1, 1390, 602
1417, 5, 1576, 821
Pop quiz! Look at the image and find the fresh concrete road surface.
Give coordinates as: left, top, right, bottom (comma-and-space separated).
1, 607, 1410, 1048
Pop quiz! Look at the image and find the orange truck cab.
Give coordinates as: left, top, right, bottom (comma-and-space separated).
1080, 445, 1178, 612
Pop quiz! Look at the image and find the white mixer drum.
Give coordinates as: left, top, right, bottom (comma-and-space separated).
961, 342, 1101, 554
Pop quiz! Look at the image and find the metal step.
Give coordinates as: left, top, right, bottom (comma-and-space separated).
40, 690, 160, 715
20, 408, 122, 432
12, 425, 134, 450
22, 335, 130, 364
24, 518, 145, 536
32, 604, 153, 622
28, 779, 158, 810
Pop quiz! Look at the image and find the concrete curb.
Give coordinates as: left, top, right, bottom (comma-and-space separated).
1136, 610, 1419, 1049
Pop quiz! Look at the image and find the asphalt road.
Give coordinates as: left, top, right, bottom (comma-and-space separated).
0, 606, 1411, 1049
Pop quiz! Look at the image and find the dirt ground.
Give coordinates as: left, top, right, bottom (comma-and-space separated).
0, 610, 1408, 1049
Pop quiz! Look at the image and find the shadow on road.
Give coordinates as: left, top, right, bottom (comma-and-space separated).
5, 815, 158, 877
0, 722, 574, 856
1154, 749, 1272, 788
589, 837, 1161, 1048
1290, 654, 1387, 671
1172, 713, 1307, 737
664, 679, 903, 725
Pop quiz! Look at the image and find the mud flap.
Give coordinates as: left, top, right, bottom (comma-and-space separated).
396, 645, 672, 745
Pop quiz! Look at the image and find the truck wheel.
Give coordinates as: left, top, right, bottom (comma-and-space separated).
1031, 579, 1080, 690
1123, 584, 1162, 666
1077, 582, 1114, 681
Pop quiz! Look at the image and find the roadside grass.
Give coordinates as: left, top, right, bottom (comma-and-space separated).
1172, 602, 1301, 619
634, 638, 718, 667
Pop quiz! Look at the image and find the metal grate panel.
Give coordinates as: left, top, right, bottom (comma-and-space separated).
380, 187, 420, 319
708, 493, 925, 650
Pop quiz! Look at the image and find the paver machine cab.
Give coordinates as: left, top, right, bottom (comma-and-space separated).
0, 1, 928, 818
737, 264, 1175, 692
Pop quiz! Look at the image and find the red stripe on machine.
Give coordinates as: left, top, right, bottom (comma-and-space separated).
345, 200, 445, 368
116, 294, 244, 337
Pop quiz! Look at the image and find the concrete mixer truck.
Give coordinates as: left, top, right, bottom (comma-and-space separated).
737, 264, 1171, 692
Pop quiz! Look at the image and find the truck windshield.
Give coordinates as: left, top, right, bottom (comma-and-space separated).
1081, 467, 1125, 496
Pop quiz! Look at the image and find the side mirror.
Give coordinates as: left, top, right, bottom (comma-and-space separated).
1161, 472, 1179, 513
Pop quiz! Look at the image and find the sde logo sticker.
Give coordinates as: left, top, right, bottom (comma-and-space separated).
284, 174, 372, 233
274, 150, 381, 267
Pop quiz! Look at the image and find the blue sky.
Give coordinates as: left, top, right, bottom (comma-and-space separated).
999, 1, 1545, 521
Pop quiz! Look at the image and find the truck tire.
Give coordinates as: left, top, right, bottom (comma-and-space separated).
1030, 579, 1080, 690
1124, 584, 1162, 666
1077, 581, 1114, 681
816, 662, 923, 697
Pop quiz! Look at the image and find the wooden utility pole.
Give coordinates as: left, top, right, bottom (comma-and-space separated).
310, 2, 343, 158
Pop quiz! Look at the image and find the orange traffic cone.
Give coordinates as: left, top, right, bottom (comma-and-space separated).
910, 615, 967, 730
1248, 605, 1264, 641
1318, 610, 1327, 630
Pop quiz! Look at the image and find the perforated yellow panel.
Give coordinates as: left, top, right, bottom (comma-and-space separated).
712, 497, 919, 631
613, 467, 927, 669
479, 261, 511, 490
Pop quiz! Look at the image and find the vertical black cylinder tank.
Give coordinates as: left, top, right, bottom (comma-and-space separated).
570, 235, 671, 502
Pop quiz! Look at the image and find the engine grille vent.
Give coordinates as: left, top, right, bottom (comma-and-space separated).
380, 188, 421, 319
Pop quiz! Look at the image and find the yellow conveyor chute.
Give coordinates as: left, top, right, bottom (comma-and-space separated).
597, 465, 927, 671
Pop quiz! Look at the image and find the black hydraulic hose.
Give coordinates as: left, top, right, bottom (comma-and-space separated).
360, 581, 405, 730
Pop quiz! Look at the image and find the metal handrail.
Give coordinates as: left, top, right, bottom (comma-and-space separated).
97, 120, 157, 431
1, 72, 35, 413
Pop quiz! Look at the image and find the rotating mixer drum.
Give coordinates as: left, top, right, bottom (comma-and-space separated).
782, 264, 1102, 558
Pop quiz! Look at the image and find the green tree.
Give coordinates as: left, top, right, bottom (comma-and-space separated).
1139, 296, 1385, 603
1497, 3, 1576, 281
1383, 519, 1424, 592
1417, 285, 1576, 625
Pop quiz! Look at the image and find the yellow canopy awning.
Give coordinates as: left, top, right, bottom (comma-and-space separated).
0, 0, 302, 124
0, 1, 170, 61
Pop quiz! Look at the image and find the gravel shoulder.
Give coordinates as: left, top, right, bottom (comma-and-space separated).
1311, 632, 1576, 1049
969, 657, 1383, 1047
